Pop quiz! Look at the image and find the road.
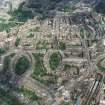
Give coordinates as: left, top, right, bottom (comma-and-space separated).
81, 73, 103, 105
0, 49, 55, 105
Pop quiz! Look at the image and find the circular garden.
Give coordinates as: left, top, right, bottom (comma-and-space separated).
15, 56, 30, 75
49, 52, 62, 70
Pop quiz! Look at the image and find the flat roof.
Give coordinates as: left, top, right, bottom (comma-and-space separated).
100, 100, 105, 105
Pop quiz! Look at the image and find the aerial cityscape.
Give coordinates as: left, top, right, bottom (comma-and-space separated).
0, 0, 105, 105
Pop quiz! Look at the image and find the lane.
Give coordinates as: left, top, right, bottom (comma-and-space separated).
81, 73, 103, 105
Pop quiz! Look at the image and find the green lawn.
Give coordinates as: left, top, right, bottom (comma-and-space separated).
27, 27, 40, 38
15, 56, 30, 75
0, 21, 19, 32
3, 53, 15, 72
15, 37, 21, 47
15, 86, 41, 101
80, 27, 85, 39
63, 5, 72, 12
0, 8, 30, 32
32, 53, 46, 76
0, 87, 24, 105
59, 42, 66, 50
0, 18, 6, 22
49, 52, 61, 70
31, 27, 40, 32
27, 33, 34, 38
32, 53, 58, 86
97, 60, 105, 72
0, 48, 6, 55
64, 64, 71, 70
3, 56, 11, 72
9, 8, 34, 22
32, 53, 47, 84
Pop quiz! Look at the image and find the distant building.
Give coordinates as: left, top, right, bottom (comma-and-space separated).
100, 100, 105, 105
0, 0, 9, 11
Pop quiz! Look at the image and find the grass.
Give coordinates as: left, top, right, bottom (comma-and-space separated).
1, 54, 15, 85
0, 16, 23, 32
36, 41, 50, 50
27, 33, 34, 38
59, 42, 66, 50
9, 8, 34, 22
0, 21, 19, 32
80, 27, 84, 39
0, 87, 24, 105
97, 59, 105, 72
64, 64, 79, 75
32, 27, 40, 32
27, 27, 40, 38
49, 52, 61, 70
0, 7, 31, 32
32, 53, 46, 77
0, 18, 6, 22
64, 64, 71, 70
97, 66, 105, 72
3, 56, 11, 72
32, 53, 47, 85
15, 86, 41, 101
15, 56, 30, 75
0, 48, 6, 56
15, 37, 21, 47
3, 53, 15, 72
32, 53, 58, 86
47, 33, 52, 38
63, 5, 72, 12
